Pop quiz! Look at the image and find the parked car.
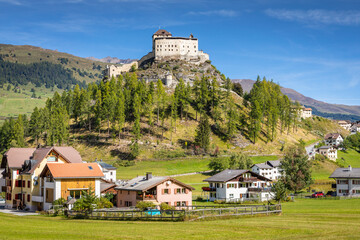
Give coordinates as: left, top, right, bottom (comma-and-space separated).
312, 192, 324, 198
326, 191, 337, 197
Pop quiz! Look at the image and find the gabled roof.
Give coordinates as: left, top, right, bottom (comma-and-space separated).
253, 163, 272, 169
324, 133, 342, 140
44, 163, 103, 179
100, 182, 116, 193
329, 167, 360, 178
267, 160, 281, 168
95, 160, 117, 170
319, 145, 331, 149
2, 148, 36, 169
153, 29, 172, 36
203, 169, 271, 182
28, 146, 83, 174
115, 175, 194, 192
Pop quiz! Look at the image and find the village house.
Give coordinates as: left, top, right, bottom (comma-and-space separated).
330, 166, 360, 196
351, 123, 360, 134
1, 147, 85, 211
324, 133, 343, 147
39, 163, 103, 210
203, 169, 273, 202
317, 146, 337, 161
94, 159, 117, 183
251, 160, 282, 181
115, 173, 194, 208
338, 120, 352, 131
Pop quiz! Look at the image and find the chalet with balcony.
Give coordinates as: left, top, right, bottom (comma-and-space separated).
338, 120, 352, 131
1, 146, 83, 211
324, 133, 343, 147
39, 163, 103, 210
330, 166, 360, 196
251, 160, 282, 181
318, 146, 337, 161
203, 169, 273, 202
115, 173, 194, 208
94, 159, 117, 183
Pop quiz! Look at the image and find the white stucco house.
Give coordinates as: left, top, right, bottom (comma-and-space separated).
318, 146, 338, 161
351, 123, 360, 134
338, 120, 352, 131
324, 133, 343, 147
95, 160, 117, 183
203, 169, 273, 202
330, 166, 360, 196
251, 160, 282, 181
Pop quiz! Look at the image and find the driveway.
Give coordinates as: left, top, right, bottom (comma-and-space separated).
0, 208, 39, 216
305, 141, 319, 158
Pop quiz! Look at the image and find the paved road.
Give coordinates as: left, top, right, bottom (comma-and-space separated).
305, 141, 319, 158
0, 208, 39, 216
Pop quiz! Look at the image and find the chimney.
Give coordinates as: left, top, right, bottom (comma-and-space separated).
348, 165, 352, 171
146, 172, 152, 180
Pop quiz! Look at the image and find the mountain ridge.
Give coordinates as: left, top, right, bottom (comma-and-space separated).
233, 79, 360, 120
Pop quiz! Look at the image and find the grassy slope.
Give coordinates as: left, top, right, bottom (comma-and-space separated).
338, 149, 360, 167
0, 83, 59, 122
0, 199, 360, 239
0, 44, 107, 84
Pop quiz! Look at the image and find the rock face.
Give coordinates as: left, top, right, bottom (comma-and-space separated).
136, 59, 225, 88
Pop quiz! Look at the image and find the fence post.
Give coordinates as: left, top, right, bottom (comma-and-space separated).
251, 206, 253, 215
267, 205, 269, 215
172, 210, 174, 220
220, 208, 221, 216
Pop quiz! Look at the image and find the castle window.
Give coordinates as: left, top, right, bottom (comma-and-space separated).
171, 45, 173, 47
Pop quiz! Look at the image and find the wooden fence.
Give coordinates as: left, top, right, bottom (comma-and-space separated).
66, 204, 282, 222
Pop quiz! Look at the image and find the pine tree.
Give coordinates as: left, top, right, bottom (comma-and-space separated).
156, 79, 165, 125
133, 93, 141, 140
29, 107, 42, 144
194, 115, 211, 152
14, 115, 25, 147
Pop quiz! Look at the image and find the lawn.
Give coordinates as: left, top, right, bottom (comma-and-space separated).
116, 155, 279, 180
338, 149, 360, 167
0, 198, 360, 239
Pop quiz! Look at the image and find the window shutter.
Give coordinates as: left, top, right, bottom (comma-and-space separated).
227, 184, 229, 189
174, 188, 177, 195
185, 189, 189, 194
162, 189, 164, 195
168, 189, 171, 194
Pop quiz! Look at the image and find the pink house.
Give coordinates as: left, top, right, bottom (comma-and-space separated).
115, 173, 194, 208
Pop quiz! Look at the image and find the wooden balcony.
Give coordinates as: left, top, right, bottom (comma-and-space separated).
202, 187, 216, 192
248, 187, 272, 192
136, 194, 156, 200
239, 177, 258, 182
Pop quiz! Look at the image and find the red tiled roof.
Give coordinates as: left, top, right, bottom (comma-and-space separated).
46, 163, 103, 178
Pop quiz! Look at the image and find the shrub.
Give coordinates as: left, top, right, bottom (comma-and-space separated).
136, 201, 155, 210
214, 200, 225, 204
96, 197, 113, 209
160, 202, 174, 211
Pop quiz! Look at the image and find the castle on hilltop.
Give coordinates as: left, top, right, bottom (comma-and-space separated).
141, 29, 209, 65
104, 29, 209, 78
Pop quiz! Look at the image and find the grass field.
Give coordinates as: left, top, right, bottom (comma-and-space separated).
338, 149, 360, 167
0, 198, 359, 239
0, 83, 57, 122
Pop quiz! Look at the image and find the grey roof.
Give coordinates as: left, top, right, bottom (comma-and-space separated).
253, 163, 272, 169
204, 170, 248, 182
115, 176, 167, 191
100, 182, 116, 193
95, 160, 117, 170
267, 160, 281, 168
319, 145, 331, 149
115, 175, 194, 191
330, 167, 360, 178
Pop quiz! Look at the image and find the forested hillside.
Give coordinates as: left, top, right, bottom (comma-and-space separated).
0, 73, 326, 161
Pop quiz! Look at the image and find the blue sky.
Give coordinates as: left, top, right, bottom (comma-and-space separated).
1, 0, 360, 105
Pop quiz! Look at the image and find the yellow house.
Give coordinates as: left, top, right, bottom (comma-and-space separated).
1, 147, 82, 211
40, 163, 103, 210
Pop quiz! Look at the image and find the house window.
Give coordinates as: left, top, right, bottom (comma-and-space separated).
28, 181, 30, 188
128, 191, 130, 195
176, 201, 181, 206
163, 189, 169, 194
182, 188, 186, 194
338, 180, 348, 184
229, 194, 234, 198
181, 201, 186, 206
176, 188, 181, 194
353, 180, 360, 185
27, 194, 30, 202
70, 190, 81, 199
47, 156, 56, 162
110, 172, 113, 176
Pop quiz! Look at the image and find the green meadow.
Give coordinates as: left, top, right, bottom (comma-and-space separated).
0, 198, 359, 239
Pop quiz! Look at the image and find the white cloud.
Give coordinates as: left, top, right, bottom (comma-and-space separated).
0, 0, 22, 5
188, 10, 237, 17
265, 9, 360, 26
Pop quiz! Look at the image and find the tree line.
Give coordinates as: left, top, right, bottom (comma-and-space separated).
0, 73, 301, 157
0, 59, 85, 89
